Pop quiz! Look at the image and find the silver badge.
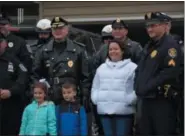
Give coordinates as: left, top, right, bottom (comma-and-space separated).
8, 62, 14, 72
8, 42, 14, 48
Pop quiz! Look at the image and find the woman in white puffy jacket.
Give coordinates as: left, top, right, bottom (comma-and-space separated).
91, 39, 137, 136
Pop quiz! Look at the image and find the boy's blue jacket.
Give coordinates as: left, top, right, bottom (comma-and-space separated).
56, 100, 87, 136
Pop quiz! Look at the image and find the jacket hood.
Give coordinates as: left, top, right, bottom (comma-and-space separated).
105, 58, 132, 69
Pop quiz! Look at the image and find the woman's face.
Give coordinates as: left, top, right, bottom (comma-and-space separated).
109, 42, 123, 62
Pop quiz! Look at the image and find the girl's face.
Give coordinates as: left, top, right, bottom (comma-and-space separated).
33, 87, 46, 104
109, 42, 123, 62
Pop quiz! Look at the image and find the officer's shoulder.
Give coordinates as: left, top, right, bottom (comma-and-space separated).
73, 40, 86, 48
130, 40, 141, 46
11, 34, 25, 43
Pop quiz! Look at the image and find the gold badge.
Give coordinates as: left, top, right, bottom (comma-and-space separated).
116, 18, 121, 23
146, 12, 152, 19
150, 50, 157, 58
168, 48, 177, 58
55, 17, 60, 22
168, 59, 176, 67
68, 60, 73, 68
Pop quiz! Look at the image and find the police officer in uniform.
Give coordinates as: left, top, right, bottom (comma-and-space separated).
162, 13, 184, 135
0, 12, 32, 75
0, 37, 28, 135
30, 19, 52, 58
135, 12, 182, 135
93, 18, 142, 74
32, 16, 90, 107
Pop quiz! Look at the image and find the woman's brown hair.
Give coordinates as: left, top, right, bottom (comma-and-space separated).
107, 39, 131, 60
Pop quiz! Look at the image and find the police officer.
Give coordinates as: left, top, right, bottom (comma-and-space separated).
30, 19, 52, 57
162, 12, 184, 135
0, 37, 28, 135
32, 16, 90, 107
93, 18, 142, 74
0, 12, 32, 74
101, 24, 114, 45
135, 12, 182, 135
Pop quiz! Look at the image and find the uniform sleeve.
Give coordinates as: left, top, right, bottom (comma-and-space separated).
80, 106, 88, 136
144, 46, 181, 92
133, 42, 143, 64
9, 63, 28, 96
19, 107, 28, 135
47, 103, 57, 135
32, 49, 45, 82
91, 70, 100, 105
17, 39, 33, 75
80, 48, 91, 96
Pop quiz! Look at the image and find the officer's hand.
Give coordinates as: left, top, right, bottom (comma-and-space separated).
0, 89, 11, 99
83, 96, 91, 113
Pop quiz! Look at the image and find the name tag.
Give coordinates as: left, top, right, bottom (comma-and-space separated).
8, 62, 14, 72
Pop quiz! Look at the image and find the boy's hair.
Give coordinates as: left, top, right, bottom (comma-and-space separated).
61, 82, 77, 92
33, 82, 49, 99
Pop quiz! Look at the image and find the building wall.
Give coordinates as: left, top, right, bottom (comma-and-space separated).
41, 1, 184, 24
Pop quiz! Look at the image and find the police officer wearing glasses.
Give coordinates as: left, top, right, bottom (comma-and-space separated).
135, 12, 181, 135
32, 17, 90, 109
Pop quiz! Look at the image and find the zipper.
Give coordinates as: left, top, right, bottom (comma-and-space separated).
33, 105, 39, 135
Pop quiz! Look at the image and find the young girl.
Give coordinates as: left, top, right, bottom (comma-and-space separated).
19, 81, 57, 136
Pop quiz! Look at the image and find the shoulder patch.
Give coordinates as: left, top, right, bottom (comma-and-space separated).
19, 64, 27, 72
168, 48, 177, 58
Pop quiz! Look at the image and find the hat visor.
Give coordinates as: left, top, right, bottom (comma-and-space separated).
101, 32, 112, 37
112, 24, 126, 29
51, 23, 66, 28
36, 28, 51, 33
145, 19, 168, 26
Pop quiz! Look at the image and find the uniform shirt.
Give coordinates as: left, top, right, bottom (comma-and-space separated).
135, 34, 181, 98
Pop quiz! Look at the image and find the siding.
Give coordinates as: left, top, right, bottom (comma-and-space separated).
42, 1, 184, 23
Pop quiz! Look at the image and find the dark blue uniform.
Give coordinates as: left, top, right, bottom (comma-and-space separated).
135, 12, 182, 136
0, 52, 28, 135
135, 34, 181, 135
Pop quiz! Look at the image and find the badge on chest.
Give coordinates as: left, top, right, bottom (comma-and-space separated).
8, 62, 14, 72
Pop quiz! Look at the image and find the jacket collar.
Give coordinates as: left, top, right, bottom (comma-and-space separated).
32, 100, 48, 107
43, 38, 76, 52
105, 58, 131, 69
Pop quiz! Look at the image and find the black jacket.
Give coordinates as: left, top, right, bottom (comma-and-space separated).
32, 38, 90, 99
135, 34, 181, 98
4, 33, 32, 74
0, 53, 28, 100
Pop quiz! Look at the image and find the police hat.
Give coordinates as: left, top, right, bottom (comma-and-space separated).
51, 16, 68, 28
0, 12, 11, 25
144, 12, 170, 25
161, 12, 172, 22
112, 18, 128, 29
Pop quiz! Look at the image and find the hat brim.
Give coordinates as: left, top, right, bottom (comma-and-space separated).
51, 23, 66, 28
112, 24, 128, 29
145, 19, 169, 26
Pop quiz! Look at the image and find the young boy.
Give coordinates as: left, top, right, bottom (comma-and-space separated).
56, 82, 88, 136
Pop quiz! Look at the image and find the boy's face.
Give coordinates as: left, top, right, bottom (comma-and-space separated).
62, 87, 76, 102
